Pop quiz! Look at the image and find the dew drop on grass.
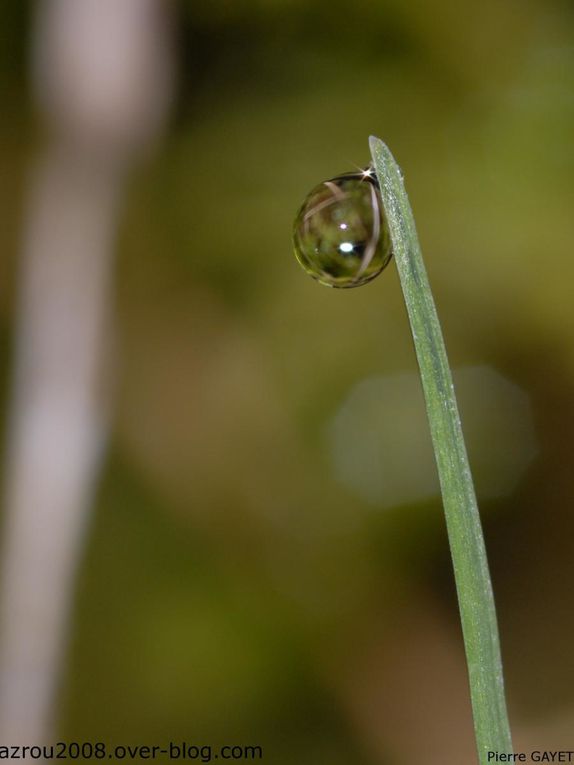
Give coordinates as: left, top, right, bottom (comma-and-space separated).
293, 168, 393, 288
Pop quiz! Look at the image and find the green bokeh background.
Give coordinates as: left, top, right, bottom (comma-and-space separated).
2, 1, 574, 762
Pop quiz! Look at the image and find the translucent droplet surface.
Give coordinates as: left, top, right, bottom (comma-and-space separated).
293, 169, 393, 288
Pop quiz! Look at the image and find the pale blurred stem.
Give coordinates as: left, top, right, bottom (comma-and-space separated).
369, 136, 512, 763
0, 0, 173, 748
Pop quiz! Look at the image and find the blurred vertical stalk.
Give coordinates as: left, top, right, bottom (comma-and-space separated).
369, 137, 512, 763
0, 0, 174, 747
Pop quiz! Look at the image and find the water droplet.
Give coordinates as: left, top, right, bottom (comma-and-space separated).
293, 169, 393, 288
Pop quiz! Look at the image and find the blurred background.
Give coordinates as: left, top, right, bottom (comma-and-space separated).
1, 0, 574, 762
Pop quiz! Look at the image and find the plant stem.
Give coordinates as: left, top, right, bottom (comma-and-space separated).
369, 136, 512, 763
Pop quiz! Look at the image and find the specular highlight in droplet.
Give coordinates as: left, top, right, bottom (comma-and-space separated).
293, 168, 393, 288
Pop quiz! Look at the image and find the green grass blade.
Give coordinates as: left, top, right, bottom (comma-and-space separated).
369, 136, 512, 762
